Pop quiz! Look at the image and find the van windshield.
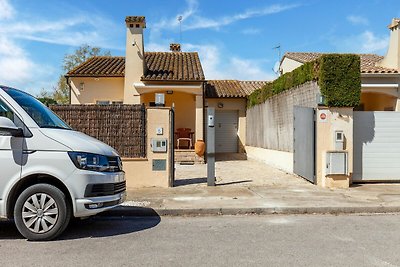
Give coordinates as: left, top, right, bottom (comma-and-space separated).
3, 87, 71, 130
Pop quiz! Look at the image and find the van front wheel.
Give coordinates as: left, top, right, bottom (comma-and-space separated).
14, 184, 71, 241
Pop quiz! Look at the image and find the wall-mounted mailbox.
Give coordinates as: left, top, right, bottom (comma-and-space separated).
334, 130, 344, 150
208, 115, 215, 127
326, 151, 348, 175
151, 138, 167, 153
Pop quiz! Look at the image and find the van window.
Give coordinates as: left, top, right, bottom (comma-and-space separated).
0, 99, 14, 122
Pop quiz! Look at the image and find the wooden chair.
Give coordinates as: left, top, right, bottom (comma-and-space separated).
175, 128, 193, 149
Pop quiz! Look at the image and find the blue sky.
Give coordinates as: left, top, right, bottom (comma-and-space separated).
0, 0, 399, 95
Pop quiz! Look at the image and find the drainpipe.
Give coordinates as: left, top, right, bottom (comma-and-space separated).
65, 76, 71, 105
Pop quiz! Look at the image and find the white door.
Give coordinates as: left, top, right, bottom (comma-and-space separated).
215, 110, 238, 153
0, 99, 23, 199
354, 111, 400, 181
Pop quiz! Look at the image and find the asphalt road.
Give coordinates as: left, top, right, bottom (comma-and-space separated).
1, 214, 400, 267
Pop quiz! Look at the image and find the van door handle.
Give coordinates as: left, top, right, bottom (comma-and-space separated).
22, 150, 37, 154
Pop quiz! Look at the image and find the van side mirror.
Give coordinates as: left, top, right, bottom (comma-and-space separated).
0, 117, 24, 137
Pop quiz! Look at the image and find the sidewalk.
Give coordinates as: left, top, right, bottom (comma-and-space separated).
108, 157, 400, 216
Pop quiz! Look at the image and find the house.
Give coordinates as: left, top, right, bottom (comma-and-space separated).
280, 18, 400, 112
66, 16, 266, 154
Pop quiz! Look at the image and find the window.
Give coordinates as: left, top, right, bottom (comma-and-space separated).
96, 100, 110, 105
112, 101, 123, 105
0, 99, 14, 122
4, 87, 71, 130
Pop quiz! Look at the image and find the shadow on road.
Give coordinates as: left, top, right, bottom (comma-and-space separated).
0, 208, 161, 241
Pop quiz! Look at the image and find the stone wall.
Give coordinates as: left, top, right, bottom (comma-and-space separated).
246, 81, 320, 152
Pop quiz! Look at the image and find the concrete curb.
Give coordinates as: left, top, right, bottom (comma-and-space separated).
100, 205, 400, 217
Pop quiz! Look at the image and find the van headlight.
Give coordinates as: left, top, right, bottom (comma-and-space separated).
68, 152, 119, 172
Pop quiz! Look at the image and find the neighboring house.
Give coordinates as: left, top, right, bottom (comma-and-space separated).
280, 18, 400, 112
205, 80, 267, 153
66, 16, 267, 153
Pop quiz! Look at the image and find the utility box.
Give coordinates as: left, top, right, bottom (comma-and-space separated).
151, 138, 167, 153
326, 151, 348, 175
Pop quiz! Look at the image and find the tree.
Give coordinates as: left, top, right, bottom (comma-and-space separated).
52, 44, 111, 104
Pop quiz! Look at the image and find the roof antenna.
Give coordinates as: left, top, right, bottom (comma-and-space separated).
272, 44, 281, 75
177, 15, 183, 45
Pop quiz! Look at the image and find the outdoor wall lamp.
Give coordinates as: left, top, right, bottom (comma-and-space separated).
79, 82, 85, 91
217, 102, 224, 108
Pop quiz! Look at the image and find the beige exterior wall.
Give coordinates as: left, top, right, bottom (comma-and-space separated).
280, 57, 303, 74
70, 77, 124, 104
360, 92, 397, 111
123, 23, 146, 104
316, 108, 353, 188
206, 98, 247, 153
124, 108, 171, 188
141, 91, 197, 145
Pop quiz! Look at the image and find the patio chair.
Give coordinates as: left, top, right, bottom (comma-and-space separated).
176, 128, 193, 149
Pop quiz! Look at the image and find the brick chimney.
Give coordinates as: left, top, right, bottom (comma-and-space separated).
378, 18, 400, 70
170, 43, 181, 52
124, 16, 146, 104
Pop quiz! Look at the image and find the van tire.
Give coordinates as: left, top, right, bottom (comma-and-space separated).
14, 184, 71, 241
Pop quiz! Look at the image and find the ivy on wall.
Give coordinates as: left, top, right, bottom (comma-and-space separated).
248, 54, 361, 108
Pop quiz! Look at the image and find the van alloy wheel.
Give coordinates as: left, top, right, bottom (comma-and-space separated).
22, 193, 59, 234
14, 184, 71, 241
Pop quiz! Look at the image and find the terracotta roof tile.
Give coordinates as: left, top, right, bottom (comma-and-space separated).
67, 52, 205, 81
284, 52, 398, 74
67, 56, 125, 77
205, 80, 268, 98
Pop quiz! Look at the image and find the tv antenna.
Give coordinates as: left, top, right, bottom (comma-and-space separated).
272, 44, 281, 75
177, 15, 183, 44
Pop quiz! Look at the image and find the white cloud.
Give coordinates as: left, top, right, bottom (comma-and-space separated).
183, 43, 275, 81
0, 0, 14, 20
333, 31, 388, 54
0, 37, 36, 84
151, 0, 299, 32
347, 15, 369, 26
241, 28, 262, 35
186, 4, 299, 31
360, 31, 388, 53
0, 1, 121, 94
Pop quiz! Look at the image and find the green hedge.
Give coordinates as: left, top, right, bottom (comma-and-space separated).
248, 54, 361, 108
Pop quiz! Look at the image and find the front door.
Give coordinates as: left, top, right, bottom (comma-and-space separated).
0, 98, 23, 200
215, 110, 239, 153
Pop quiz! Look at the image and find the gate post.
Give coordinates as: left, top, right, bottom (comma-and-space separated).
315, 107, 354, 188
207, 107, 216, 186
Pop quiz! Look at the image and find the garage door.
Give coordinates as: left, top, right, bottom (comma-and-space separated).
354, 111, 400, 181
215, 110, 238, 153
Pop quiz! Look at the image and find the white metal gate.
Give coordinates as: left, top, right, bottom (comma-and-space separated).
215, 110, 238, 153
293, 106, 315, 183
354, 111, 400, 182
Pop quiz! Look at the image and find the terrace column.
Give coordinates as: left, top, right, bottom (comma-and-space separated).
195, 94, 203, 141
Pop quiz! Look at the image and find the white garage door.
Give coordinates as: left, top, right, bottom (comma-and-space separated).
215, 110, 238, 153
354, 111, 400, 181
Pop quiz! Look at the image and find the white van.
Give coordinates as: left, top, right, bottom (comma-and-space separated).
0, 86, 126, 241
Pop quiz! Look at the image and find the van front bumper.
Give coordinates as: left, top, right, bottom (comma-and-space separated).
74, 191, 126, 217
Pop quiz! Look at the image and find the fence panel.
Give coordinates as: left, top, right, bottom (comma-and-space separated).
51, 105, 146, 158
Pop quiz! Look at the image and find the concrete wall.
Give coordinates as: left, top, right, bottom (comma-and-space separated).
70, 77, 124, 104
246, 146, 293, 173
124, 108, 172, 188
246, 81, 319, 152
207, 98, 247, 153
